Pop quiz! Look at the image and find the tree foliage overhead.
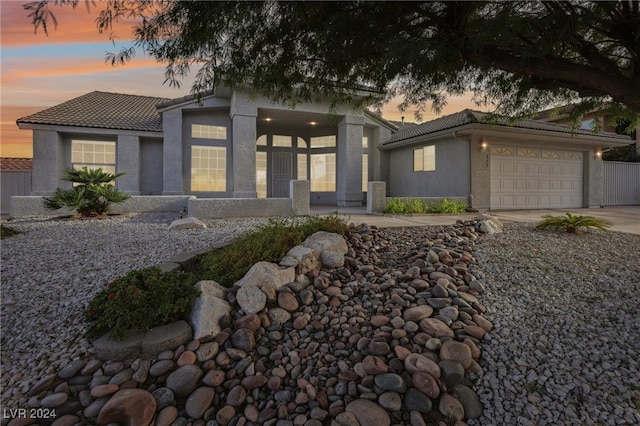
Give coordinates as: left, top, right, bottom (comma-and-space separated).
25, 0, 640, 127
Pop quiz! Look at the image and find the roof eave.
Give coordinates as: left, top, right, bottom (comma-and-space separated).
16, 122, 164, 137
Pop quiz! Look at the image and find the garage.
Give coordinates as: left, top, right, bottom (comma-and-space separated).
490, 145, 584, 209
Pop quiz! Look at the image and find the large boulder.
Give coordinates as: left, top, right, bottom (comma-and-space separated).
301, 231, 348, 268
475, 214, 504, 234
190, 281, 232, 341
281, 245, 321, 275
235, 261, 295, 291
168, 217, 207, 231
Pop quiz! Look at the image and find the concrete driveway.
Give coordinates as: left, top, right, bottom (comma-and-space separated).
314, 206, 640, 235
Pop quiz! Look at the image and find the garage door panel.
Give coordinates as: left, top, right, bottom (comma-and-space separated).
491, 145, 583, 209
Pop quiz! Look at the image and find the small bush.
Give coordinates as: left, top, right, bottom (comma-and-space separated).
427, 198, 468, 214
384, 198, 467, 214
196, 215, 349, 287
536, 213, 612, 233
0, 225, 21, 239
85, 267, 201, 340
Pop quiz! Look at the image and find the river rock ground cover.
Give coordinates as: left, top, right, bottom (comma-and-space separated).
1, 213, 639, 425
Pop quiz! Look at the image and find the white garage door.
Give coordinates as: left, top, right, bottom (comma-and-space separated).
490, 146, 583, 209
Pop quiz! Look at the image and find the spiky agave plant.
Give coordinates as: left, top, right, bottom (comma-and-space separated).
43, 167, 130, 217
535, 212, 612, 233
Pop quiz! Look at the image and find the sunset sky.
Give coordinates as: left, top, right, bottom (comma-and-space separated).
1, 0, 476, 158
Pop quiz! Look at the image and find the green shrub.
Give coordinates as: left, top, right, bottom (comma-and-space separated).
384, 197, 467, 214
43, 167, 130, 217
85, 267, 201, 340
536, 213, 612, 233
0, 225, 21, 240
196, 215, 349, 287
427, 198, 468, 214
385, 198, 410, 214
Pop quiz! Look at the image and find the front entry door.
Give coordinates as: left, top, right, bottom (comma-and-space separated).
272, 152, 293, 197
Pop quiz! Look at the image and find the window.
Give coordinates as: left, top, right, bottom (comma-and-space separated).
310, 153, 336, 191
256, 151, 267, 198
310, 135, 336, 148
273, 135, 292, 147
297, 154, 307, 180
413, 145, 435, 172
298, 137, 307, 148
192, 124, 227, 140
580, 119, 595, 131
191, 146, 226, 191
256, 135, 267, 146
362, 154, 368, 192
71, 140, 116, 173
362, 136, 369, 148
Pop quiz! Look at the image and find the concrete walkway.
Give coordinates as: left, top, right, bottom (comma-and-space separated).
311, 206, 640, 235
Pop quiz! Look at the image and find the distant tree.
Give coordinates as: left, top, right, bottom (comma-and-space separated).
25, 0, 640, 129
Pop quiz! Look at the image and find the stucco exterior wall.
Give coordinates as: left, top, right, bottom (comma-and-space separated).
388, 138, 471, 198
140, 138, 164, 195
31, 130, 64, 195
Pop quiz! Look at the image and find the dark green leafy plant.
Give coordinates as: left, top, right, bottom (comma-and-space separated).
85, 267, 201, 340
0, 225, 21, 240
196, 215, 350, 287
43, 167, 130, 217
384, 198, 467, 214
536, 213, 612, 233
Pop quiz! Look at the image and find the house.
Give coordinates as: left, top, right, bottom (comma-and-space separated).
16, 90, 634, 216
0, 158, 33, 216
380, 110, 632, 210
16, 88, 395, 209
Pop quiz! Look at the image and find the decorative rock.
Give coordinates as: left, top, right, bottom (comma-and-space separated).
419, 318, 455, 338
58, 359, 86, 379
236, 285, 267, 315
403, 388, 433, 413
40, 393, 68, 408
283, 245, 320, 274
28, 374, 57, 397
362, 355, 388, 375
91, 384, 119, 398
195, 341, 219, 362
152, 387, 175, 410
231, 328, 256, 351
155, 406, 179, 426
142, 321, 192, 356
168, 216, 206, 230
235, 261, 295, 291
165, 365, 203, 397
453, 384, 483, 419
191, 281, 232, 340
267, 307, 292, 325
374, 373, 407, 393
371, 315, 390, 327
440, 340, 473, 369
149, 359, 175, 377
439, 393, 465, 421
202, 369, 226, 387
217, 405, 236, 425
367, 339, 391, 356
93, 330, 145, 361
378, 391, 402, 411
278, 291, 300, 312
234, 313, 261, 331
302, 232, 348, 268
404, 353, 441, 378
97, 389, 156, 426
403, 306, 434, 322
345, 399, 391, 426
475, 214, 503, 234
412, 372, 440, 398
226, 385, 247, 407
185, 386, 215, 419
439, 360, 465, 388
51, 415, 80, 426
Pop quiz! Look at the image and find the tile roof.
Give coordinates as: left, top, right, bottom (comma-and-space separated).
0, 158, 33, 171
16, 91, 170, 132
385, 109, 631, 145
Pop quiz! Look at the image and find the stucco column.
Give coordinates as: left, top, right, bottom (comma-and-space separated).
337, 114, 364, 207
469, 135, 491, 210
230, 105, 258, 198
586, 149, 604, 208
162, 108, 184, 195
116, 135, 140, 195
31, 130, 64, 195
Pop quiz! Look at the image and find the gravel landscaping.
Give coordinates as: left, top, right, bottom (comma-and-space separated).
1, 212, 638, 425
